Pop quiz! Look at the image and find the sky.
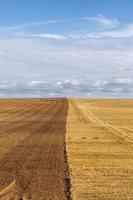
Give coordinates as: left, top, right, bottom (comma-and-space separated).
0, 0, 133, 97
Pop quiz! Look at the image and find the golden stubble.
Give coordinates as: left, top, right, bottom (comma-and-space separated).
66, 98, 133, 200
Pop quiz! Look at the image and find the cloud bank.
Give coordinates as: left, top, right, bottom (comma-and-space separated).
0, 77, 132, 97
0, 15, 133, 97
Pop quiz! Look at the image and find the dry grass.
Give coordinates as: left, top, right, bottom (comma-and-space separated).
67, 99, 133, 200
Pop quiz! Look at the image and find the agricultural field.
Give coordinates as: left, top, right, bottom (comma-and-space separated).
0, 98, 133, 200
0, 98, 68, 200
67, 99, 133, 200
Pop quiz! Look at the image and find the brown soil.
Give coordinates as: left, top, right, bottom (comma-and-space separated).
0, 98, 69, 200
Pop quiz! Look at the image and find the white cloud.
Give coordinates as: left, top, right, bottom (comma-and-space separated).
0, 19, 66, 31
92, 78, 133, 95
82, 23, 133, 39
115, 78, 133, 84
14, 33, 67, 40
29, 80, 46, 86
93, 80, 108, 87
84, 14, 119, 28
57, 79, 80, 87
0, 82, 16, 89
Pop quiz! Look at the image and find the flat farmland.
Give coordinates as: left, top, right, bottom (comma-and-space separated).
0, 98, 68, 200
67, 99, 133, 200
0, 98, 133, 200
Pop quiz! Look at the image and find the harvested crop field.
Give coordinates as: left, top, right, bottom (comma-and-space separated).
0, 98, 133, 200
0, 98, 69, 200
67, 99, 133, 200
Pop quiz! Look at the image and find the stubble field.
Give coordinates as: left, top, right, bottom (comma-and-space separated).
67, 99, 133, 200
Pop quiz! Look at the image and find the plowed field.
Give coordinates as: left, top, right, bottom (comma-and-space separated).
0, 98, 68, 200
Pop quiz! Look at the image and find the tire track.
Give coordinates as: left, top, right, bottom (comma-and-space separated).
79, 104, 133, 145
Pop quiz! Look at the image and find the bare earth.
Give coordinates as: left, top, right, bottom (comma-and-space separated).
67, 99, 133, 200
0, 98, 68, 200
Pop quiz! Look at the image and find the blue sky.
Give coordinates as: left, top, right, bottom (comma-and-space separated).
0, 0, 133, 97
0, 0, 133, 24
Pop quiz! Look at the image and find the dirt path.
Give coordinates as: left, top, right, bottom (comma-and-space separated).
0, 98, 69, 200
